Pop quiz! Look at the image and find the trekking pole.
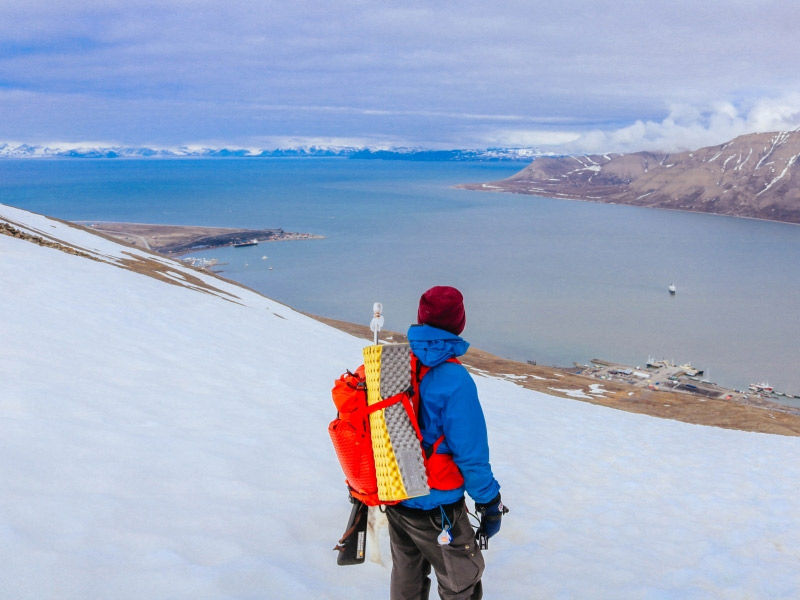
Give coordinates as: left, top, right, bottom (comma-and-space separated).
370, 302, 384, 345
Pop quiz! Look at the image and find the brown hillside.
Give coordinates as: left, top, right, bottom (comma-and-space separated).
461, 131, 800, 224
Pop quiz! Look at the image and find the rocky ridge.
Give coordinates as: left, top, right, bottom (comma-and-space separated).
460, 130, 800, 224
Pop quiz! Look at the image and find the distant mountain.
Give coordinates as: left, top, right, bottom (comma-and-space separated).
348, 147, 539, 161
0, 142, 538, 161
460, 131, 800, 224
0, 143, 354, 159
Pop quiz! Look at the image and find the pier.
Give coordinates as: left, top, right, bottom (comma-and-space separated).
573, 358, 800, 415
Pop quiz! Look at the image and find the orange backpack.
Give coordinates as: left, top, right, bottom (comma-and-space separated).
328, 365, 381, 504
328, 354, 464, 506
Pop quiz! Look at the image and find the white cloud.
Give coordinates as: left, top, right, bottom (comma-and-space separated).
3, 3, 800, 150
38, 139, 121, 150
746, 94, 800, 132
485, 129, 581, 148
255, 135, 398, 150
557, 94, 800, 154
478, 94, 800, 155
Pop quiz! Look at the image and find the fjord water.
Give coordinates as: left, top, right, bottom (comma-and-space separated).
2, 158, 799, 396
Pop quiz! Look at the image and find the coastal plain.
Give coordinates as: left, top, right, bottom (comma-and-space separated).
81, 221, 321, 255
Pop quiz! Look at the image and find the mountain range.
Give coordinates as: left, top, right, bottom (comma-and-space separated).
460, 130, 800, 224
0, 142, 537, 161
6, 131, 800, 224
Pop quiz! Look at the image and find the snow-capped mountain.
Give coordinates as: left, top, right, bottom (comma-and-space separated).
0, 142, 540, 161
0, 142, 352, 159
1, 203, 798, 599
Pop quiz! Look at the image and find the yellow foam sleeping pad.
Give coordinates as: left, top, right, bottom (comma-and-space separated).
363, 343, 430, 502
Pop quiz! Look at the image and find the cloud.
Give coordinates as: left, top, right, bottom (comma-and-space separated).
549, 95, 800, 154
484, 129, 581, 148
3, 3, 800, 149
251, 135, 394, 150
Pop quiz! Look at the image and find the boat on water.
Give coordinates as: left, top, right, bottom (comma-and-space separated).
645, 357, 704, 377
668, 283, 676, 295
749, 382, 774, 393
679, 363, 704, 377
646, 356, 671, 369
233, 239, 259, 248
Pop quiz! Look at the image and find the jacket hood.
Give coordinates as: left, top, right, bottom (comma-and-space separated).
407, 324, 469, 367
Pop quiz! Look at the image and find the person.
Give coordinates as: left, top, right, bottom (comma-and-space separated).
385, 285, 506, 600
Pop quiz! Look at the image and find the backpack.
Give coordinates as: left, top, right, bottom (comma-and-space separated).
328, 352, 464, 506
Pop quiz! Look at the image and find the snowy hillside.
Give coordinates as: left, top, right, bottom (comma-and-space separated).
1, 203, 799, 599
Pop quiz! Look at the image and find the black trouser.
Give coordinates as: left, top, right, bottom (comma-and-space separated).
385, 499, 484, 600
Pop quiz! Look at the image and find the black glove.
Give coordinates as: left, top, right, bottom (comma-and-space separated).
475, 493, 509, 549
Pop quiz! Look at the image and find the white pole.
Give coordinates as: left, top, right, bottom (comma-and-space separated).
369, 302, 384, 345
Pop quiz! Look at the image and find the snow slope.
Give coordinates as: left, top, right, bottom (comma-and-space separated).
1, 204, 799, 599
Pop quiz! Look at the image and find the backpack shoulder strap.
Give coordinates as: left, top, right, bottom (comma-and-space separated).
411, 352, 461, 388
409, 352, 462, 443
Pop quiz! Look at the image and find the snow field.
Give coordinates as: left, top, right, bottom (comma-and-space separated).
2, 205, 799, 599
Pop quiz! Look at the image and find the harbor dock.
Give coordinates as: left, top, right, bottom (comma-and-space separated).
572, 358, 800, 414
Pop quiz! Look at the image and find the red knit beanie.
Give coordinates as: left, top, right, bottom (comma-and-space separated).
417, 286, 466, 335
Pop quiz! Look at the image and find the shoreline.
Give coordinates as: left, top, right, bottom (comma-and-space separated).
311, 314, 800, 437
456, 183, 800, 228
63, 217, 800, 435
5, 212, 798, 435
78, 221, 323, 256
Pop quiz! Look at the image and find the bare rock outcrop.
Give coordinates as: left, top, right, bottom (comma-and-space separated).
461, 131, 800, 224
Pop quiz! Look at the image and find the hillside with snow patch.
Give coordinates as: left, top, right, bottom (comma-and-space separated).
463, 130, 800, 224
1, 203, 799, 599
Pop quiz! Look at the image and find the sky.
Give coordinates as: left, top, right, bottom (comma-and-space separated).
2, 0, 800, 153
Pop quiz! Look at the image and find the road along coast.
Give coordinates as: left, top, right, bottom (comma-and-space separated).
80, 221, 322, 256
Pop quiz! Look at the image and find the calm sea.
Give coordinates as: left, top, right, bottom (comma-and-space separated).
2, 158, 799, 400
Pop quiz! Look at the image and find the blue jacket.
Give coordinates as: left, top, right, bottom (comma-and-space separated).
401, 324, 500, 510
